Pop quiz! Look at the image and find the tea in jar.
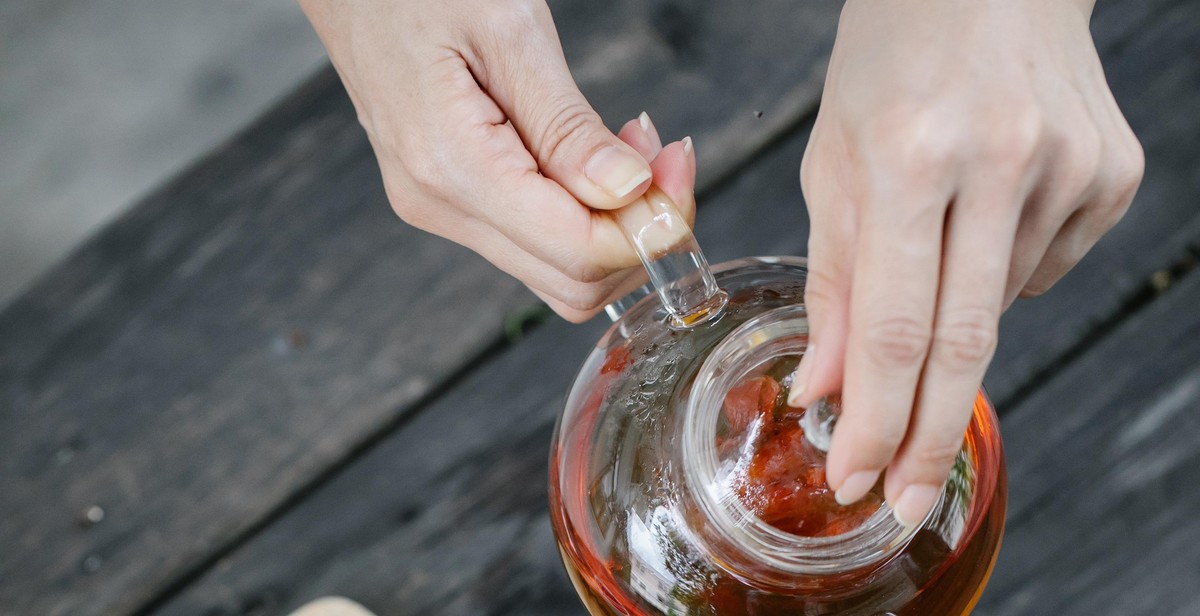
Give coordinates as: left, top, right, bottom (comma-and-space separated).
548, 257, 1006, 615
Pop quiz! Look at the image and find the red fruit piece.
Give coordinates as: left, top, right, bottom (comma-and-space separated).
601, 345, 633, 375
723, 375, 781, 434
747, 423, 810, 482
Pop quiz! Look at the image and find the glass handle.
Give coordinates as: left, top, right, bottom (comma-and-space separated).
611, 186, 727, 329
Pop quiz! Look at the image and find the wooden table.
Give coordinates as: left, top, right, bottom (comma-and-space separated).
3, 1, 1199, 614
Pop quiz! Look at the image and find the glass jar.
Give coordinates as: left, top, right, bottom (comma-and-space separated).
549, 256, 1006, 615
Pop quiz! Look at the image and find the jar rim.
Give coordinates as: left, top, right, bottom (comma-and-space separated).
681, 304, 930, 579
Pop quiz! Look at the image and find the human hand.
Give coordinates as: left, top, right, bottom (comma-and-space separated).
298, 0, 696, 321
790, 0, 1144, 525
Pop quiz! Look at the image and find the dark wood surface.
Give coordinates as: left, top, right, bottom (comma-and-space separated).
0, 68, 533, 616
978, 266, 1200, 616
3, 0, 1200, 615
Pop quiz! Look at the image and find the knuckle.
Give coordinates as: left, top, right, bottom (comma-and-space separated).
912, 438, 966, 471
933, 309, 998, 366
1089, 140, 1144, 235
561, 256, 611, 284
803, 268, 844, 306
903, 139, 957, 186
383, 181, 431, 228
863, 315, 932, 367
891, 118, 963, 176
477, 0, 541, 42
1056, 124, 1104, 193
536, 100, 598, 170
556, 282, 609, 313
979, 104, 1043, 167
1111, 139, 1147, 199
855, 425, 908, 465
1093, 197, 1132, 235
551, 304, 592, 324
388, 197, 422, 226
799, 141, 825, 190
406, 157, 450, 198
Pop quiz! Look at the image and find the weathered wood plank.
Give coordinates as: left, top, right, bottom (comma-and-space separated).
158, 315, 610, 616
0, 69, 533, 616
0, 1, 844, 614
977, 268, 1200, 616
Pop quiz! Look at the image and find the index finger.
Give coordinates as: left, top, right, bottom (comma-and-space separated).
825, 177, 949, 505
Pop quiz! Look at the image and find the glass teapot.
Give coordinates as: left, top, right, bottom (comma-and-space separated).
548, 188, 1007, 615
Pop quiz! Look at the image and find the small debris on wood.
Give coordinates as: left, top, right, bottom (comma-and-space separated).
54, 447, 75, 466
79, 505, 106, 528
81, 555, 102, 573
54, 435, 85, 466
287, 329, 309, 349
1151, 270, 1172, 294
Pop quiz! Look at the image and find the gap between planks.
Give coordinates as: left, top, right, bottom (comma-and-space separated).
997, 241, 1200, 412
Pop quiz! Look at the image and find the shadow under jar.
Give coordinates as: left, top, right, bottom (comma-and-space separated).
549, 257, 1006, 615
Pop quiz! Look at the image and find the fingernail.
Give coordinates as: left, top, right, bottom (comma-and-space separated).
682, 135, 694, 156
586, 146, 652, 198
835, 469, 880, 506
893, 483, 941, 527
787, 344, 816, 407
638, 112, 662, 150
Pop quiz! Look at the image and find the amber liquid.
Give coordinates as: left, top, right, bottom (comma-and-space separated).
553, 472, 1004, 615
550, 394, 1007, 616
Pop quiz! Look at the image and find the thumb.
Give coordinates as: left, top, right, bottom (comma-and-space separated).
472, 6, 651, 209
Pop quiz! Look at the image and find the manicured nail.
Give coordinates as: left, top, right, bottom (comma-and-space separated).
787, 344, 816, 407
682, 135, 694, 156
586, 146, 651, 198
835, 469, 880, 506
638, 111, 662, 150
893, 483, 941, 527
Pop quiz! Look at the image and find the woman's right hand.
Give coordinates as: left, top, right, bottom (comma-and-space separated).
299, 0, 697, 321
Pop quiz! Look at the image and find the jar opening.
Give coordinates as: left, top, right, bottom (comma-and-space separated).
682, 305, 928, 581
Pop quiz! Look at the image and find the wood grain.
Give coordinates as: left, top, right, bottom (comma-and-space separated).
0, 1, 844, 614
0, 69, 532, 616
156, 316, 610, 616
977, 268, 1200, 616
